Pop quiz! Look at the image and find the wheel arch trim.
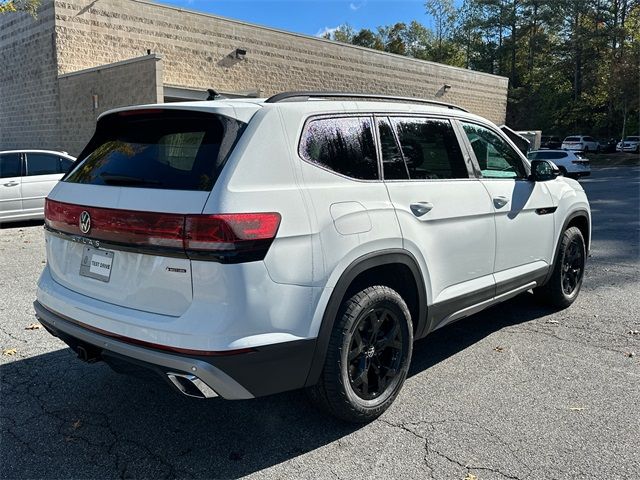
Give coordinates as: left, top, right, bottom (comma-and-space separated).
304, 249, 427, 387
544, 209, 590, 285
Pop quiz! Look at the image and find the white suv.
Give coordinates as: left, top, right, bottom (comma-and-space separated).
527, 149, 591, 178
35, 92, 591, 422
561, 135, 599, 153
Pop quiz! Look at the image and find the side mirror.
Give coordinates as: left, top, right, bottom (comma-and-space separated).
530, 159, 560, 182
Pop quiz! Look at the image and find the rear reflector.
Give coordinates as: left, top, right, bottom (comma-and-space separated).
45, 199, 281, 263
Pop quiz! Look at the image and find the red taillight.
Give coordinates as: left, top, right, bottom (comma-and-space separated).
185, 213, 281, 251
44, 199, 280, 263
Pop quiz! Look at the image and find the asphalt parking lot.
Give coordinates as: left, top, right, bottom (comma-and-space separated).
1, 166, 639, 480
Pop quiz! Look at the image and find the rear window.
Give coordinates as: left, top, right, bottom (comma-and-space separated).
65, 110, 245, 191
625, 137, 639, 141
564, 137, 580, 142
299, 116, 378, 180
529, 151, 568, 160
0, 153, 22, 178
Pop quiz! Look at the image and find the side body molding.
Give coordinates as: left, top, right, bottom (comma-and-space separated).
304, 249, 427, 387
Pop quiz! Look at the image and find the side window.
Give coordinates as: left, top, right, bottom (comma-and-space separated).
378, 117, 408, 180
0, 153, 22, 178
299, 116, 378, 180
392, 117, 468, 180
26, 153, 60, 176
60, 158, 74, 173
461, 122, 527, 179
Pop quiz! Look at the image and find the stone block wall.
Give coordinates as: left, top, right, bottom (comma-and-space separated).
57, 54, 162, 154
53, 0, 508, 124
0, 1, 60, 150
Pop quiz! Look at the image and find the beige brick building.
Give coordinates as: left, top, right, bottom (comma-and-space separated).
0, 0, 509, 156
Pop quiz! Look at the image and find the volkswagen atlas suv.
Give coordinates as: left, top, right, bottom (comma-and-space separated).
35, 92, 591, 422
528, 149, 590, 178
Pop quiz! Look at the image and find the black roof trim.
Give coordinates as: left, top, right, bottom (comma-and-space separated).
264, 91, 469, 112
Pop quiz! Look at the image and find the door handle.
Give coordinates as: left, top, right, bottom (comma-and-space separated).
410, 202, 434, 217
493, 196, 509, 208
3, 181, 19, 187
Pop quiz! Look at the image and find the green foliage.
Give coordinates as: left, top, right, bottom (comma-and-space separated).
0, 0, 39, 16
324, 0, 639, 138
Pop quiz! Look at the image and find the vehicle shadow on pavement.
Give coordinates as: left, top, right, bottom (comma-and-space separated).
409, 292, 554, 376
0, 292, 558, 479
0, 219, 44, 229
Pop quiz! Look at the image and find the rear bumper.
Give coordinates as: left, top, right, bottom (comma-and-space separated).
34, 301, 316, 399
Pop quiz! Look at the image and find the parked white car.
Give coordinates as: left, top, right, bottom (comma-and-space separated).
616, 136, 640, 153
528, 149, 590, 178
0, 150, 75, 223
561, 135, 599, 153
35, 93, 590, 422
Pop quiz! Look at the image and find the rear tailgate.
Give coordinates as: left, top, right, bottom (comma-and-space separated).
44, 107, 254, 317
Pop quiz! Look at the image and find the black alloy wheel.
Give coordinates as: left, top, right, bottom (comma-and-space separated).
534, 226, 586, 308
306, 285, 413, 423
347, 306, 403, 400
561, 237, 585, 296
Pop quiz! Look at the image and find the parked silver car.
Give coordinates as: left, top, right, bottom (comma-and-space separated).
0, 150, 75, 223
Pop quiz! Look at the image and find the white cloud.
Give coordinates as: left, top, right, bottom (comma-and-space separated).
350, 1, 365, 11
316, 26, 340, 38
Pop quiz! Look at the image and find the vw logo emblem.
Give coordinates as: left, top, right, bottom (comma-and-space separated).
79, 211, 91, 234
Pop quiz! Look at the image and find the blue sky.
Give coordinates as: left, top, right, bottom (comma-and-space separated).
156, 1, 435, 37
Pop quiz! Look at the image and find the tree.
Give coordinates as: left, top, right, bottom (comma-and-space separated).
352, 28, 385, 51
0, 0, 39, 16
425, 0, 457, 62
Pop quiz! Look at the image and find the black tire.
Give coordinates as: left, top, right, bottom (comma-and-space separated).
583, 146, 589, 153
534, 226, 586, 309
306, 285, 413, 423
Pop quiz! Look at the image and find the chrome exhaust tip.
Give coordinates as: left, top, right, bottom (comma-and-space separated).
167, 372, 218, 399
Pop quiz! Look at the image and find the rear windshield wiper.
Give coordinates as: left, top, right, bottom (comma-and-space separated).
99, 173, 161, 186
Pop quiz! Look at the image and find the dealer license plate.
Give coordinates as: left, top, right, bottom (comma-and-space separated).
79, 246, 114, 282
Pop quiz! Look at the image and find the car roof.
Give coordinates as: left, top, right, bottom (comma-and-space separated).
100, 97, 491, 126
0, 149, 76, 159
530, 149, 571, 153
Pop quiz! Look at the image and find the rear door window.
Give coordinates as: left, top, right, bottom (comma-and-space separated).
65, 110, 245, 191
25, 153, 60, 176
391, 117, 468, 180
0, 153, 22, 178
378, 117, 408, 180
299, 116, 379, 180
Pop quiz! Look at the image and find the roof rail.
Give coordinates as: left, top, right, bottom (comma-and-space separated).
264, 91, 469, 112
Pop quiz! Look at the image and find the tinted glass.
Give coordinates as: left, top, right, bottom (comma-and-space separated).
60, 158, 74, 173
26, 153, 60, 176
300, 117, 378, 180
0, 153, 21, 178
529, 151, 567, 160
378, 118, 408, 180
65, 110, 245, 191
392, 117, 468, 180
564, 137, 580, 142
462, 122, 527, 179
